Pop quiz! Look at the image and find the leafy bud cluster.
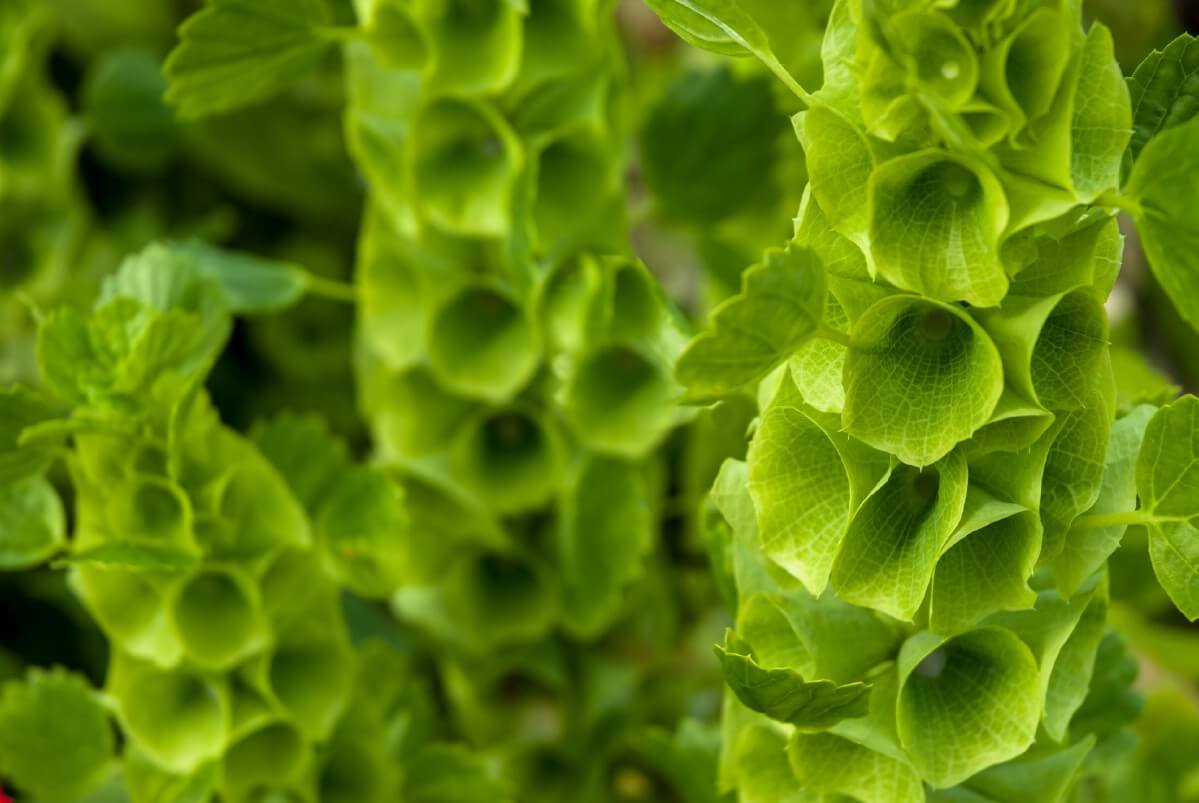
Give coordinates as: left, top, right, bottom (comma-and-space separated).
649, 0, 1199, 798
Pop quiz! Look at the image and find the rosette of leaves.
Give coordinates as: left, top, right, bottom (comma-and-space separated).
650, 0, 1199, 798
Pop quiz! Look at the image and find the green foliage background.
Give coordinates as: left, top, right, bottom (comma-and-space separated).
0, 0, 1197, 802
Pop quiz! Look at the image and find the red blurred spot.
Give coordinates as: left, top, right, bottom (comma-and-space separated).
0, 787, 11, 803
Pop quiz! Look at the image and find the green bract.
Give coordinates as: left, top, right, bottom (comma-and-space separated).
650, 0, 1199, 798
3, 0, 1199, 800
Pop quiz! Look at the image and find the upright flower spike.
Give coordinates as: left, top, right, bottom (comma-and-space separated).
651, 0, 1199, 797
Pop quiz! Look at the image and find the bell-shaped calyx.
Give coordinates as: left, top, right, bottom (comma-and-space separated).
450, 404, 566, 514
562, 258, 688, 458
427, 280, 541, 403
979, 7, 1074, 135
843, 296, 1005, 467
928, 489, 1040, 635
409, 97, 524, 237
976, 285, 1110, 414
868, 150, 1010, 307
896, 627, 1041, 787
833, 450, 969, 621
747, 376, 890, 596
169, 567, 269, 670
108, 651, 231, 774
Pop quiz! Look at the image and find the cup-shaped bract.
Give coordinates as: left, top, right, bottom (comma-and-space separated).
316, 729, 393, 803
894, 11, 979, 108
979, 287, 1110, 414
446, 549, 559, 650
980, 8, 1074, 132
410, 98, 523, 237
833, 450, 968, 621
222, 721, 309, 803
72, 566, 182, 665
868, 150, 1009, 307
204, 437, 311, 558
106, 475, 196, 550
417, 0, 524, 96
564, 344, 676, 459
108, 651, 230, 774
0, 474, 64, 569
428, 282, 540, 403
266, 639, 354, 741
450, 405, 565, 513
361, 363, 478, 462
531, 133, 623, 252
747, 380, 889, 595
897, 628, 1041, 787
170, 567, 267, 669
844, 296, 1004, 466
555, 455, 653, 637
786, 731, 923, 803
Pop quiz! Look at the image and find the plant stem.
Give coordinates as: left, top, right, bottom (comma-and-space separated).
1098, 191, 1143, 217
1072, 509, 1155, 530
815, 325, 853, 348
305, 275, 358, 303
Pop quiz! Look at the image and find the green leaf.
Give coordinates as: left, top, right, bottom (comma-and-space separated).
170, 568, 268, 669
843, 296, 1004, 467
0, 474, 64, 571
738, 588, 906, 686
676, 244, 826, 401
171, 240, 313, 313
1134, 395, 1199, 619
0, 387, 61, 484
1053, 405, 1156, 596
833, 450, 968, 621
1127, 116, 1199, 335
164, 0, 335, 118
1128, 33, 1199, 161
1038, 392, 1116, 560
0, 668, 115, 801
363, 0, 426, 70
715, 629, 871, 729
82, 47, 178, 173
251, 412, 350, 512
979, 8, 1073, 133
641, 66, 786, 226
989, 575, 1109, 742
124, 747, 219, 803
897, 627, 1041, 788
1070, 23, 1130, 201
317, 466, 408, 598
641, 0, 820, 98
868, 150, 1009, 307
